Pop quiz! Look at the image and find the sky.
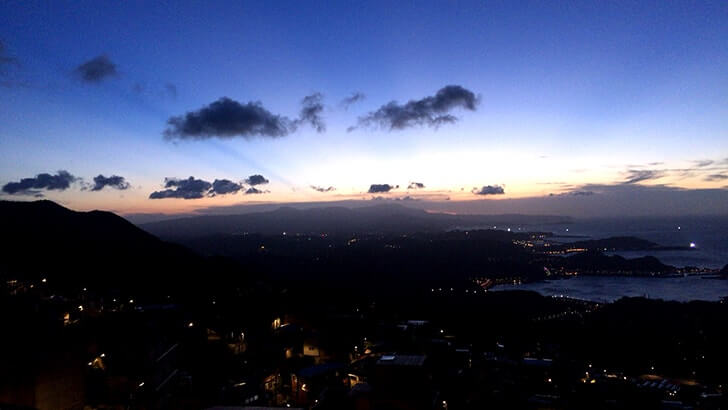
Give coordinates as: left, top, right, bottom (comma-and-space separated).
1, 1, 727, 218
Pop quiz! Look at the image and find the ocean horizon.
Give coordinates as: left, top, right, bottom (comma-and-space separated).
521, 215, 728, 270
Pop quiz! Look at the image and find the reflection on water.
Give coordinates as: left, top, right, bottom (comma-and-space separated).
493, 275, 728, 303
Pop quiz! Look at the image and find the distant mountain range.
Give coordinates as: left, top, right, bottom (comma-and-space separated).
0, 200, 690, 295
139, 203, 571, 240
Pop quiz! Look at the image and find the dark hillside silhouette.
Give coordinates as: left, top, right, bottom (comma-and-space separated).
0, 200, 242, 297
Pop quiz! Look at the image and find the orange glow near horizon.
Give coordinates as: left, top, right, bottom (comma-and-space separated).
35, 169, 726, 217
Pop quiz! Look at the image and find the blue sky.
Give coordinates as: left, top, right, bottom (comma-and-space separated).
1, 1, 727, 216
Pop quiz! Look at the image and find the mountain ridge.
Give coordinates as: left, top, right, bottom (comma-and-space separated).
138, 203, 571, 240
0, 200, 237, 296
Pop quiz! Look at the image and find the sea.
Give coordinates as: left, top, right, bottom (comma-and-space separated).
521, 215, 728, 270
492, 275, 728, 303
493, 215, 728, 302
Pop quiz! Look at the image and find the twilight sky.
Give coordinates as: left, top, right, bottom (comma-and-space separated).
1, 1, 727, 218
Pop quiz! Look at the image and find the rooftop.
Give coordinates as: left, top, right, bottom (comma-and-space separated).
376, 354, 426, 367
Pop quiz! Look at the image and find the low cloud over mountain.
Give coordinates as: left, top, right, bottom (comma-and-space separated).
2, 171, 78, 195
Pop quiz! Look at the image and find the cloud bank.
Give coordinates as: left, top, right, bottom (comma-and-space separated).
149, 177, 213, 199
148, 175, 272, 199
2, 171, 77, 195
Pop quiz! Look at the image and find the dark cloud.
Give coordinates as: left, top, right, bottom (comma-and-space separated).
75, 55, 117, 83
1, 40, 21, 87
245, 174, 269, 186
368, 184, 398, 193
351, 85, 478, 131
149, 177, 212, 199
0, 39, 16, 66
210, 179, 243, 195
407, 182, 425, 189
2, 171, 77, 195
164, 93, 327, 140
693, 160, 714, 168
311, 185, 336, 192
149, 176, 246, 199
705, 174, 728, 182
164, 97, 295, 140
164, 83, 177, 99
297, 93, 325, 132
245, 187, 268, 195
91, 175, 130, 191
472, 185, 505, 195
340, 92, 365, 109
623, 169, 664, 184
